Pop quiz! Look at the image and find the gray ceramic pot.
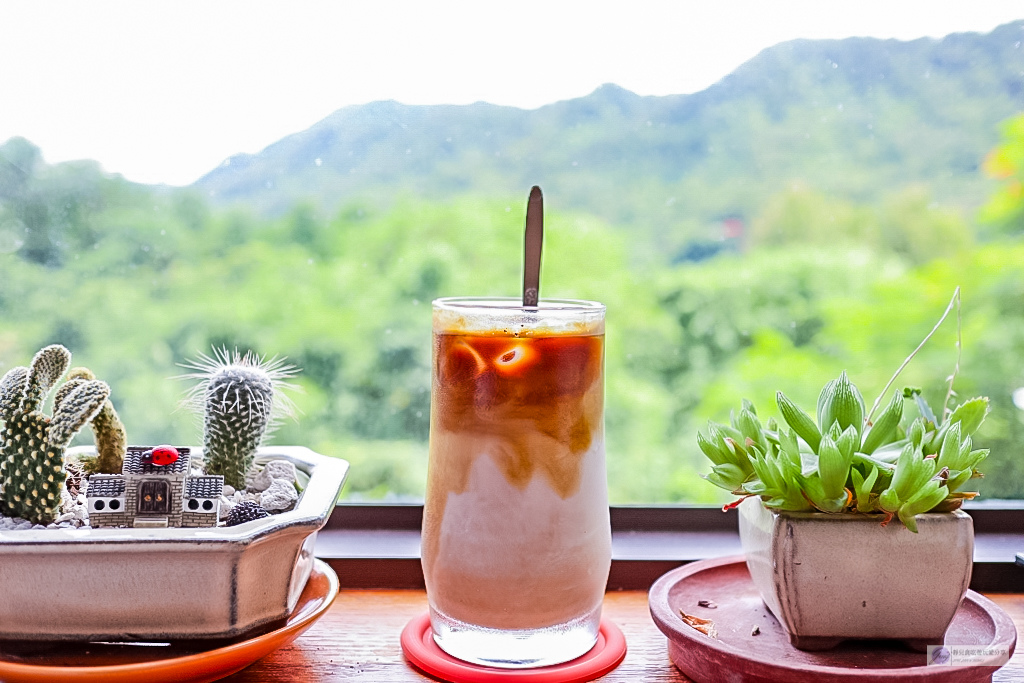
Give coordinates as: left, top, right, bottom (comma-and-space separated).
0, 446, 348, 641
738, 496, 974, 651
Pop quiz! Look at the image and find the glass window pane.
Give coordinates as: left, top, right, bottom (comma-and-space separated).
1, 4, 1022, 505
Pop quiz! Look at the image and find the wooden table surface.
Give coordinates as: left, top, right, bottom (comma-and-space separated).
224, 590, 1024, 682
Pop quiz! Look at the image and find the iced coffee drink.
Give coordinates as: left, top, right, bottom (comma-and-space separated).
422, 298, 611, 668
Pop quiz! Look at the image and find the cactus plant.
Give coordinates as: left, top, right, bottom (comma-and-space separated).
225, 501, 272, 526
0, 345, 110, 524
183, 349, 295, 490
59, 367, 127, 475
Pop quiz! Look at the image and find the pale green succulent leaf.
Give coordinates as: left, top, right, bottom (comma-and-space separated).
836, 424, 858, 462
777, 391, 822, 453
852, 465, 880, 513
892, 447, 937, 502
817, 433, 849, 500
946, 397, 989, 435
869, 439, 909, 464
817, 371, 865, 439
778, 427, 801, 465
879, 487, 902, 513
716, 422, 745, 445
888, 442, 918, 497
702, 463, 748, 492
937, 422, 963, 470
898, 507, 921, 533
908, 418, 925, 448
966, 449, 989, 469
910, 390, 937, 427
802, 474, 848, 513
799, 450, 819, 478
852, 452, 896, 472
827, 420, 843, 441
958, 435, 973, 462
737, 409, 768, 452
898, 482, 950, 532
743, 481, 769, 495
861, 390, 904, 454
697, 430, 731, 466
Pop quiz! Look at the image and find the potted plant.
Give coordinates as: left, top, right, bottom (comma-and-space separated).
0, 345, 349, 641
697, 293, 989, 651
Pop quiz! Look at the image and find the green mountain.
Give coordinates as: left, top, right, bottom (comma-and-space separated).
196, 21, 1024, 252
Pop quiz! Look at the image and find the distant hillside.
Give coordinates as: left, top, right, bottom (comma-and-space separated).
195, 21, 1024, 249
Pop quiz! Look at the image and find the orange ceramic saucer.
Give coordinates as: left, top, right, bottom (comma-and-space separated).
0, 559, 339, 683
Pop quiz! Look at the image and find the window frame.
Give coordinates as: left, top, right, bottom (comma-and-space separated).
317, 502, 1024, 591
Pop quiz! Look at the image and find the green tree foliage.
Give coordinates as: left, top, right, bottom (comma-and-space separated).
979, 114, 1024, 234
749, 183, 973, 263
2, 147, 1022, 502
0, 138, 107, 266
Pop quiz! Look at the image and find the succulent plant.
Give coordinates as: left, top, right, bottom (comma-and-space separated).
59, 367, 127, 475
699, 288, 990, 533
699, 374, 989, 533
183, 349, 295, 490
0, 345, 110, 524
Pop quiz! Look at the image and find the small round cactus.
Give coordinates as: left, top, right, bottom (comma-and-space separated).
183, 349, 295, 490
225, 501, 271, 526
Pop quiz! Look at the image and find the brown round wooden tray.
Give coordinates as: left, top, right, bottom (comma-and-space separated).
648, 555, 1017, 683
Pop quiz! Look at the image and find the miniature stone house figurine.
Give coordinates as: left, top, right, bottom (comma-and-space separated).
87, 446, 224, 528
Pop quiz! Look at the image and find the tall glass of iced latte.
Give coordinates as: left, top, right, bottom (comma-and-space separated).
422, 297, 611, 668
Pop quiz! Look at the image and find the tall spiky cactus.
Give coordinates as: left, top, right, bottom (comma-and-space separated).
183, 349, 295, 490
0, 345, 110, 524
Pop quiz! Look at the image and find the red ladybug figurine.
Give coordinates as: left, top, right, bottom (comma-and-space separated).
150, 445, 179, 466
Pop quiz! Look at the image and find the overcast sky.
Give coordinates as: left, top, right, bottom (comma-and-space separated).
2, 1, 1022, 186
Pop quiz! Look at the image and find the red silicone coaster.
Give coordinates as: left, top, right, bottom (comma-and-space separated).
400, 613, 627, 683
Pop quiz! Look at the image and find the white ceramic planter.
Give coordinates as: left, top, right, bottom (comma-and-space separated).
0, 446, 348, 641
738, 497, 974, 651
